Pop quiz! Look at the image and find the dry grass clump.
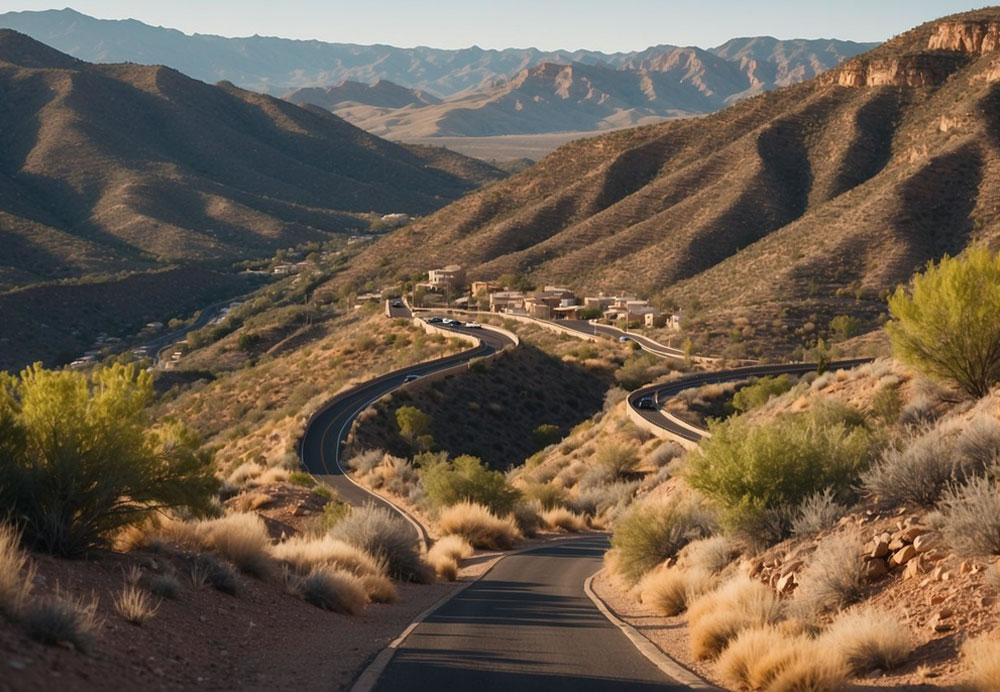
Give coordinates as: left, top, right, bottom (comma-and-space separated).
687, 575, 784, 660
113, 583, 159, 625
610, 499, 713, 586
431, 535, 474, 562
21, 586, 101, 652
295, 567, 367, 615
192, 513, 273, 578
232, 491, 273, 512
767, 653, 850, 692
541, 507, 588, 532
271, 535, 382, 577
939, 476, 1000, 556
426, 550, 459, 581
682, 536, 737, 574
359, 574, 398, 603
149, 573, 180, 599
437, 502, 521, 550
793, 533, 865, 616
0, 523, 34, 618
718, 625, 849, 691
639, 567, 714, 617
187, 554, 239, 595
228, 461, 265, 486
821, 606, 913, 674
963, 634, 1000, 691
332, 504, 432, 583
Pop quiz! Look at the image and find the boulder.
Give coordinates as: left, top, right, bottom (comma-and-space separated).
889, 545, 917, 568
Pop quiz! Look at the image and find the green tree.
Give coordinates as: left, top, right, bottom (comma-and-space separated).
419, 455, 519, 513
0, 363, 218, 556
887, 247, 1000, 398
731, 375, 792, 414
395, 405, 432, 441
829, 314, 863, 342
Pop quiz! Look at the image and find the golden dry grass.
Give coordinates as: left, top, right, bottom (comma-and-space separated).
767, 653, 850, 692
160, 513, 273, 578
0, 523, 34, 619
296, 567, 368, 615
688, 575, 784, 660
821, 606, 913, 674
540, 507, 588, 532
717, 625, 789, 690
270, 535, 382, 577
426, 551, 459, 581
112, 584, 159, 625
963, 634, 1000, 691
431, 535, 475, 562
426, 535, 475, 581
437, 502, 521, 550
360, 574, 398, 603
639, 566, 714, 617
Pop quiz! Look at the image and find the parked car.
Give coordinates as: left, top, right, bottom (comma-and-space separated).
465, 322, 482, 328
619, 336, 631, 343
427, 317, 444, 323
442, 318, 458, 326
391, 301, 403, 308
403, 374, 421, 383
636, 397, 657, 410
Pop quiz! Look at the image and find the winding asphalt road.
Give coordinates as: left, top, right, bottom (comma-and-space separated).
628, 358, 874, 444
557, 319, 686, 360
298, 310, 513, 544
374, 535, 685, 691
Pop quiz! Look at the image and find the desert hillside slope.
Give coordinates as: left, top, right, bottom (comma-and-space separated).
0, 29, 503, 290
334, 8, 1000, 351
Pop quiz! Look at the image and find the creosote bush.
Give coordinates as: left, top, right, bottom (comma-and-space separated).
610, 499, 713, 585
420, 454, 519, 514
731, 375, 792, 413
0, 363, 218, 556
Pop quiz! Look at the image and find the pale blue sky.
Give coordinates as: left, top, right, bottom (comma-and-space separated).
5, 1, 983, 51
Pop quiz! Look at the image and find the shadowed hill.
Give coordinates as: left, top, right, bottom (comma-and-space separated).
331, 8, 1000, 355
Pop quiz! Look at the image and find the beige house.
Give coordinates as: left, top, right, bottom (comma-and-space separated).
428, 265, 466, 288
489, 291, 526, 313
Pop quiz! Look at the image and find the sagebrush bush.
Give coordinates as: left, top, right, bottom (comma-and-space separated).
569, 481, 638, 518
437, 502, 521, 550
646, 441, 684, 468
0, 523, 34, 619
821, 606, 913, 674
682, 536, 737, 574
521, 482, 565, 510
331, 505, 431, 583
511, 501, 542, 537
192, 513, 273, 578
421, 455, 519, 514
594, 442, 640, 480
296, 567, 367, 615
791, 488, 846, 536
963, 634, 1000, 691
939, 476, 1000, 556
22, 587, 101, 651
865, 417, 1000, 507
0, 364, 218, 556
149, 573, 180, 600
793, 533, 865, 616
610, 500, 713, 585
686, 410, 871, 541
347, 449, 384, 475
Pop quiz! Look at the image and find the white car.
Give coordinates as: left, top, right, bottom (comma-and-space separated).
465, 322, 482, 329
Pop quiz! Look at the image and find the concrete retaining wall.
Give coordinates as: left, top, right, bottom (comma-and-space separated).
625, 403, 700, 451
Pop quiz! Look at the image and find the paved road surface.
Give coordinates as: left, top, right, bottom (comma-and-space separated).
557, 319, 685, 359
629, 359, 873, 443
374, 535, 685, 692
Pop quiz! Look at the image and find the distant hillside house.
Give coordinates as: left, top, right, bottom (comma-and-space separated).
489, 290, 526, 313
428, 265, 466, 289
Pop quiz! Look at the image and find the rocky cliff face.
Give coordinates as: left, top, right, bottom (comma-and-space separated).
834, 20, 1000, 89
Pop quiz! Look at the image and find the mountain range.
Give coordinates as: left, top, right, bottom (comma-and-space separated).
332, 7, 1000, 355
0, 28, 503, 369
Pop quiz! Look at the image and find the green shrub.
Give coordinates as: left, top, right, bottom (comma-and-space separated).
532, 424, 562, 449
685, 410, 872, 541
610, 500, 713, 585
395, 405, 431, 441
595, 442, 640, 480
521, 482, 565, 510
870, 384, 902, 424
731, 376, 792, 414
288, 471, 317, 487
0, 364, 218, 556
887, 246, 1000, 397
420, 455, 519, 514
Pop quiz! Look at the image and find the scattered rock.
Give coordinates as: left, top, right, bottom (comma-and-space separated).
865, 558, 889, 582
902, 525, 925, 542
871, 539, 890, 559
889, 538, 906, 552
777, 572, 797, 593
904, 556, 926, 580
889, 545, 917, 568
913, 533, 939, 553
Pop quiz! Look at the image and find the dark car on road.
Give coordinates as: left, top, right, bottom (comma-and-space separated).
426, 317, 444, 323
636, 397, 657, 410
392, 301, 403, 308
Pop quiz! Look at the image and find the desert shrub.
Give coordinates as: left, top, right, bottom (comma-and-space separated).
821, 606, 913, 674
682, 536, 737, 574
149, 574, 180, 600
288, 471, 317, 487
347, 449, 384, 475
426, 550, 458, 581
793, 533, 865, 616
732, 375, 792, 413
594, 442, 640, 480
686, 411, 871, 541
511, 501, 542, 537
21, 587, 101, 651
570, 481, 638, 517
791, 488, 847, 536
603, 387, 628, 410
113, 583, 159, 625
864, 418, 1000, 507
870, 383, 903, 424
380, 455, 421, 497
887, 246, 1000, 397
610, 500, 713, 585
0, 364, 218, 556
646, 440, 684, 468
426, 536, 473, 582
767, 653, 850, 692
531, 424, 562, 449
396, 405, 431, 441
521, 482, 565, 510
540, 508, 587, 532
615, 354, 668, 390
436, 502, 521, 550
304, 501, 351, 536
688, 576, 784, 660
420, 455, 519, 514
939, 476, 1000, 556
963, 634, 1000, 691
271, 535, 382, 577
0, 523, 34, 619
331, 505, 431, 582
192, 513, 272, 578
717, 625, 787, 690
187, 554, 239, 595
639, 567, 713, 617
296, 567, 367, 615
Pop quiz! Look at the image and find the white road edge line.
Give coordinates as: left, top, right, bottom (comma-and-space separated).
584, 569, 720, 691
348, 536, 586, 692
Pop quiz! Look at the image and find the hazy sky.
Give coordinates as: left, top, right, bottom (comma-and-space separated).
4, 1, 982, 51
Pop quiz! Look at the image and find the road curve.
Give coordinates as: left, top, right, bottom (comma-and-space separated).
372, 535, 686, 692
298, 314, 514, 543
557, 319, 686, 360
629, 358, 874, 443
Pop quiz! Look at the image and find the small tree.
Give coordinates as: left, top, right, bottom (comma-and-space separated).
395, 405, 432, 442
531, 424, 562, 449
0, 363, 218, 556
887, 247, 1000, 398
